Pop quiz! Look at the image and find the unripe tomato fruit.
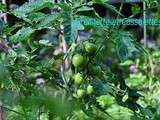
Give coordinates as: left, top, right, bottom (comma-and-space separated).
65, 69, 73, 79
99, 100, 107, 108
87, 85, 94, 94
74, 73, 83, 85
77, 89, 85, 98
84, 41, 97, 54
91, 66, 102, 77
72, 54, 85, 67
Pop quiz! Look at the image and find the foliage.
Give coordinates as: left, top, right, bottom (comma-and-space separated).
0, 0, 160, 120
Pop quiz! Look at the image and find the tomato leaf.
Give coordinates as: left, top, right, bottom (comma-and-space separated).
10, 27, 35, 43
12, 0, 53, 19
91, 80, 112, 95
116, 31, 138, 62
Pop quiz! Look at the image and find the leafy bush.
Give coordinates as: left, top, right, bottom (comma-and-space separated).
0, 0, 160, 120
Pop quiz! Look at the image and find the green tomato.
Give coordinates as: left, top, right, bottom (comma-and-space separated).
72, 54, 85, 67
84, 42, 97, 54
97, 97, 107, 108
71, 43, 77, 50
77, 89, 85, 98
91, 66, 102, 77
99, 100, 107, 108
87, 85, 94, 94
65, 69, 73, 79
97, 95, 113, 108
74, 73, 83, 85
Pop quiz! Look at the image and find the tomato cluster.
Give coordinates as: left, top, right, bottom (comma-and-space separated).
65, 41, 105, 99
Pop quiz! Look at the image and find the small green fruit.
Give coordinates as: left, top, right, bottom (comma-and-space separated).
77, 89, 85, 98
91, 66, 102, 77
87, 85, 94, 94
72, 54, 85, 67
99, 100, 107, 108
84, 42, 97, 54
74, 73, 83, 85
65, 69, 73, 79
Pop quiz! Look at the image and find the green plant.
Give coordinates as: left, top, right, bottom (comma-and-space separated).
0, 0, 160, 120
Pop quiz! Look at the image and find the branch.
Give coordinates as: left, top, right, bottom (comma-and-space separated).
1, 106, 25, 116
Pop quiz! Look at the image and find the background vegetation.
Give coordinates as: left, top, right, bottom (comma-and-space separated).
0, 0, 160, 120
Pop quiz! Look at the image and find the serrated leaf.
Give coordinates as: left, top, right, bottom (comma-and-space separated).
72, 18, 84, 42
63, 11, 72, 43
116, 31, 138, 62
35, 14, 61, 29
10, 27, 35, 43
12, 0, 53, 19
91, 80, 112, 95
63, 12, 84, 43
27, 12, 47, 23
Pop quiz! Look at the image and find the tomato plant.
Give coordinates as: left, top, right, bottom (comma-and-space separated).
0, 0, 160, 120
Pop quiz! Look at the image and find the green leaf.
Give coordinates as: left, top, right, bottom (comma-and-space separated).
27, 12, 47, 23
10, 27, 35, 43
12, 0, 53, 19
63, 12, 84, 43
93, 0, 109, 3
63, 11, 72, 43
91, 80, 112, 95
8, 49, 17, 64
21, 95, 72, 117
92, 0, 124, 17
71, 18, 84, 42
119, 60, 134, 66
74, 6, 94, 12
35, 14, 61, 29
57, 3, 72, 11
0, 64, 10, 83
0, 3, 7, 11
140, 107, 153, 119
116, 31, 138, 62
157, 103, 160, 115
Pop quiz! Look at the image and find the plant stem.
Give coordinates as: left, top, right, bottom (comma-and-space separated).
143, 0, 147, 48
117, 0, 124, 19
0, 106, 4, 120
1, 106, 25, 117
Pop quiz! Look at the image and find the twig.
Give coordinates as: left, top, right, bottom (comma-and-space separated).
1, 106, 25, 116
0, 106, 4, 120
143, 0, 147, 48
60, 34, 73, 98
116, 0, 124, 19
